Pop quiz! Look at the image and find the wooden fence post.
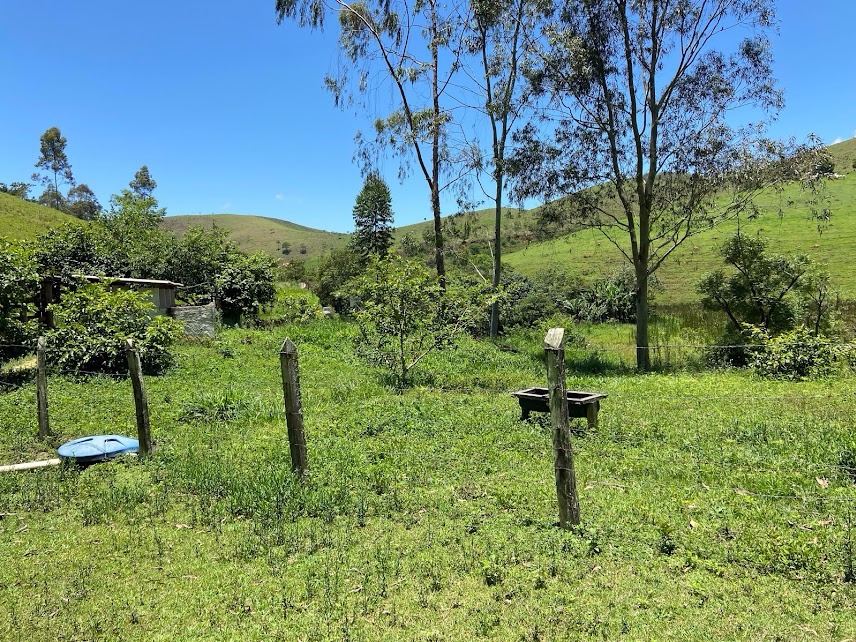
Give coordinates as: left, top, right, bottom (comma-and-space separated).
280, 338, 308, 476
544, 328, 580, 528
37, 336, 50, 438
125, 339, 152, 458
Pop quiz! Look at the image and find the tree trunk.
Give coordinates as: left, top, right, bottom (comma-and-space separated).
489, 180, 503, 338
430, 0, 445, 288
635, 262, 650, 371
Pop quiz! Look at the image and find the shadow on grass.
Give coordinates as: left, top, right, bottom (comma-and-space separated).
0, 367, 34, 393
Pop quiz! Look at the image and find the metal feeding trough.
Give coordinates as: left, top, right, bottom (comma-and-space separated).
58, 435, 139, 465
511, 387, 607, 429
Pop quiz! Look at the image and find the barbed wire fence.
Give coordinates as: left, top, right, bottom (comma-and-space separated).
1, 334, 855, 580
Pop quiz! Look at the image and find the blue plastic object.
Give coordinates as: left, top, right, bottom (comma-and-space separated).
58, 435, 139, 464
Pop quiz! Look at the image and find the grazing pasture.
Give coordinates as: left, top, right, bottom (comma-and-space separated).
1, 320, 855, 640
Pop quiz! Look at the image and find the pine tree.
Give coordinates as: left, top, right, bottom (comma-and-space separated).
352, 173, 394, 257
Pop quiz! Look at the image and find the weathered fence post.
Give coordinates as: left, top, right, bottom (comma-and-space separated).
125, 338, 152, 458
279, 338, 308, 476
36, 336, 50, 438
544, 328, 580, 528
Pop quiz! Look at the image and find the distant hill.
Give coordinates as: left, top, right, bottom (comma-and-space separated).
503, 139, 856, 303
161, 139, 856, 304
0, 192, 80, 240
161, 214, 350, 263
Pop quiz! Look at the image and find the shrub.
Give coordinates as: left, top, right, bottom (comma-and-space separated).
48, 281, 183, 375
215, 252, 277, 321
565, 267, 641, 324
348, 255, 493, 387
0, 239, 39, 363
260, 286, 322, 325
745, 325, 840, 380
315, 247, 365, 312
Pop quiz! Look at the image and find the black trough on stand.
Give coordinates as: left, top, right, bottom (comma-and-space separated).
511, 387, 607, 429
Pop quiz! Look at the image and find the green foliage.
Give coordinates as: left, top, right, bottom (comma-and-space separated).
215, 252, 277, 321
315, 247, 365, 311
498, 266, 644, 330
348, 254, 492, 387
129, 165, 157, 199
65, 183, 101, 221
0, 181, 31, 199
0, 239, 38, 362
280, 259, 307, 283
33, 126, 74, 207
698, 234, 815, 335
351, 172, 394, 257
745, 325, 841, 380
566, 267, 643, 324
47, 281, 183, 375
259, 285, 322, 325
167, 226, 235, 302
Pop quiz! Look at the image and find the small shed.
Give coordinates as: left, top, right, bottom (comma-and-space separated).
40, 276, 183, 327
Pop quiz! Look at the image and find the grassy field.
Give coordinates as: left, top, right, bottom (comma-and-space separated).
0, 192, 79, 240
504, 168, 856, 304
2, 320, 856, 640
161, 214, 350, 265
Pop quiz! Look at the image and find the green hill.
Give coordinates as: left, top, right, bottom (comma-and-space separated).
0, 192, 79, 240
161, 214, 350, 263
163, 139, 856, 303
503, 142, 856, 303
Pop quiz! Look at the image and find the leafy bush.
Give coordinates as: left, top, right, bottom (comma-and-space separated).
315, 247, 365, 312
214, 252, 277, 321
697, 234, 817, 335
497, 266, 643, 330
0, 239, 39, 363
259, 286, 322, 325
745, 325, 840, 380
565, 267, 641, 323
48, 281, 183, 375
348, 255, 493, 387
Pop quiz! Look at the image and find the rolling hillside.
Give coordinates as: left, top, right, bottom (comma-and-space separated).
161, 214, 350, 263
503, 138, 856, 303
161, 139, 856, 304
0, 192, 79, 239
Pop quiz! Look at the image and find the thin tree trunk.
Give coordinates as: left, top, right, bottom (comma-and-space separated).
489, 181, 503, 338
430, 1, 445, 288
635, 263, 650, 371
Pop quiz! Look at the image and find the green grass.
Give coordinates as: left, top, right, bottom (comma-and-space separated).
0, 192, 79, 240
504, 169, 856, 304
161, 214, 350, 265
2, 321, 856, 639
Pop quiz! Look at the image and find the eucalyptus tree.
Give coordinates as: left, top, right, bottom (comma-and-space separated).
513, 0, 822, 370
33, 126, 75, 211
275, 0, 474, 285
463, 0, 543, 336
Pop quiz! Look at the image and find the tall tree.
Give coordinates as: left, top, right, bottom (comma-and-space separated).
66, 184, 102, 221
130, 165, 157, 199
352, 172, 395, 257
33, 126, 75, 211
465, 0, 542, 336
275, 0, 471, 285
513, 0, 822, 370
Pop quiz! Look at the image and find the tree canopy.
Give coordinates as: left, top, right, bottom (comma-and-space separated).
351, 172, 394, 257
512, 0, 823, 369
33, 126, 74, 211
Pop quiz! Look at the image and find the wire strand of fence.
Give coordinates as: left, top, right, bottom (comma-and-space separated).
578, 477, 856, 503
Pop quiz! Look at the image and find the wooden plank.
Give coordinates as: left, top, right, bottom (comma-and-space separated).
279, 338, 308, 476
125, 339, 152, 458
37, 336, 50, 438
544, 328, 580, 528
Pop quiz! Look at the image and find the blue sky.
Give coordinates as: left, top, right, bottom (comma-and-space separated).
1, 1, 854, 233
